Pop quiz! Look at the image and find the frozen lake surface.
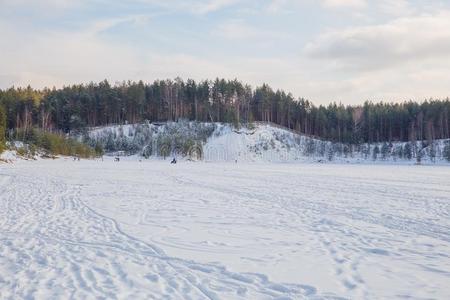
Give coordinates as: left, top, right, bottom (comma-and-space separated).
1, 159, 450, 299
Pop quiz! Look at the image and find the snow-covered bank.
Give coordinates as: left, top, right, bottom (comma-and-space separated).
0, 150, 17, 163
1, 160, 449, 299
84, 122, 450, 164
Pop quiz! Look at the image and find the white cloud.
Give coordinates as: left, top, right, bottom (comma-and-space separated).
298, 10, 450, 103
266, 0, 290, 13
304, 11, 450, 72
321, 0, 367, 9
84, 15, 152, 36
0, 0, 83, 14
378, 0, 415, 16
214, 19, 291, 40
194, 0, 240, 14
0, 18, 141, 89
135, 0, 240, 14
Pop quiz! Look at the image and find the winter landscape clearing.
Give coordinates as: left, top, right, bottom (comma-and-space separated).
1, 159, 449, 299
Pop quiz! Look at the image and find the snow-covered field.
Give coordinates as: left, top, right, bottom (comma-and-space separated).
1, 159, 450, 299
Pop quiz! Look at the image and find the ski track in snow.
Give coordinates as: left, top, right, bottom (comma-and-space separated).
1, 159, 450, 299
0, 163, 320, 300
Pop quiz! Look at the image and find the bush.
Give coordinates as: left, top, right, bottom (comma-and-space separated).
13, 128, 97, 158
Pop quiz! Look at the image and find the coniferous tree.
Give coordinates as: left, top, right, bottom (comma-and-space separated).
0, 105, 6, 153
381, 143, 389, 160
327, 145, 334, 161
373, 145, 380, 161
443, 141, 450, 162
416, 148, 423, 164
403, 143, 413, 160
1, 79, 450, 145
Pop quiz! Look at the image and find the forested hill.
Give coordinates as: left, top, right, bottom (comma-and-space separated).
1, 78, 449, 144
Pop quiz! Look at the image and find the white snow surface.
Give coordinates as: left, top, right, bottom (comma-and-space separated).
1, 159, 450, 299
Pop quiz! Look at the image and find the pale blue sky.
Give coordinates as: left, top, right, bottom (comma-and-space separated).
1, 0, 450, 104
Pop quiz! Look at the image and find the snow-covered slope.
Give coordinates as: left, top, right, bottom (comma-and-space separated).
204, 124, 310, 162
84, 122, 450, 164
0, 150, 18, 163
205, 124, 450, 164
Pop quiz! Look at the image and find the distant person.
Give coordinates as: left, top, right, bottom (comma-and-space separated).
171, 158, 177, 164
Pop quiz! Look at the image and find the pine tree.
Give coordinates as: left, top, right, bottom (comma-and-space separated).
416, 149, 423, 164
304, 139, 315, 156
326, 145, 334, 161
373, 145, 380, 161
443, 141, 450, 162
381, 143, 389, 160
403, 143, 412, 160
429, 143, 436, 162
363, 144, 371, 159
0, 105, 6, 153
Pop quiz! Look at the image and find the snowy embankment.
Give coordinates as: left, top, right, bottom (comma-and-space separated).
84, 122, 450, 164
0, 150, 17, 163
1, 160, 449, 299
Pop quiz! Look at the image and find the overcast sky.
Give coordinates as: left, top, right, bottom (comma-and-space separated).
1, 0, 450, 104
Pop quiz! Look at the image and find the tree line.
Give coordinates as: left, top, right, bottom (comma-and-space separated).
1, 78, 449, 145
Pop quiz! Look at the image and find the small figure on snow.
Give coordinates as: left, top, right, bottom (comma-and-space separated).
171, 158, 177, 164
